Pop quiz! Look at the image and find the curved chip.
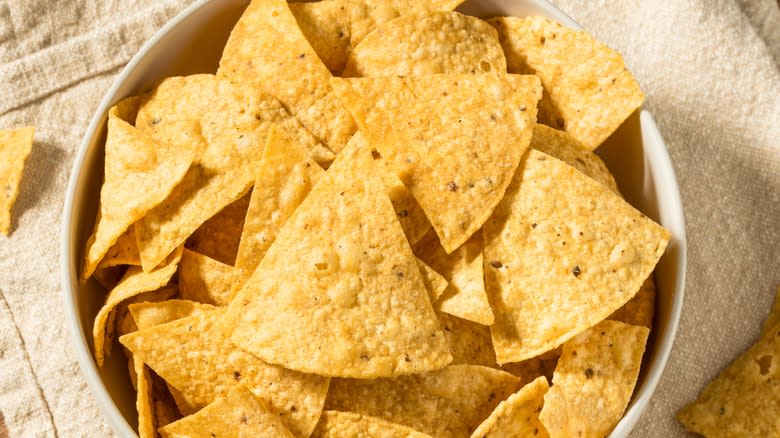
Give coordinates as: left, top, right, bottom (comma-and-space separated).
490, 16, 644, 149
483, 150, 668, 363
471, 376, 549, 438
343, 11, 506, 77
540, 320, 649, 438
0, 126, 34, 236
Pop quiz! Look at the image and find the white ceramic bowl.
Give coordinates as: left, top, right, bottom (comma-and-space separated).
61, 1, 687, 436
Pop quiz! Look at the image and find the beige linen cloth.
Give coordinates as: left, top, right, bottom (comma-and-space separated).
0, 0, 777, 436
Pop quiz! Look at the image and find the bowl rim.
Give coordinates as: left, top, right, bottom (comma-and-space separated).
60, 1, 687, 437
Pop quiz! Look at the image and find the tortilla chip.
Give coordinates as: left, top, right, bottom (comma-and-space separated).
290, 0, 464, 74
677, 320, 780, 437
490, 16, 644, 150
186, 192, 250, 266
312, 411, 431, 438
225, 142, 450, 378
92, 248, 182, 367
160, 384, 294, 438
761, 285, 780, 336
349, 131, 431, 245
529, 124, 618, 193
235, 125, 324, 277
218, 0, 356, 152
483, 149, 669, 363
471, 376, 549, 438
343, 11, 505, 77
98, 226, 141, 269
80, 107, 195, 281
540, 320, 649, 438
0, 126, 34, 236
437, 312, 496, 366
331, 74, 542, 253
129, 299, 216, 330
134, 74, 324, 270
325, 364, 520, 436
608, 275, 656, 329
119, 309, 329, 437
416, 257, 448, 303
415, 230, 494, 325
133, 357, 156, 438
178, 249, 241, 306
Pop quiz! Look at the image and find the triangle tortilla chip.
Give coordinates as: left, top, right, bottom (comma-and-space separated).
80, 107, 194, 281
483, 149, 668, 363
437, 312, 496, 366
529, 124, 618, 193
416, 257, 448, 303
129, 299, 216, 331
343, 11, 506, 77
416, 230, 494, 325
134, 357, 156, 438
98, 225, 141, 269
290, 0, 464, 75
225, 142, 450, 378
0, 126, 33, 236
677, 311, 780, 437
235, 125, 325, 277
159, 384, 294, 438
313, 411, 431, 438
471, 376, 549, 438
92, 248, 182, 367
119, 308, 329, 438
490, 16, 644, 150
540, 320, 649, 438
218, 0, 356, 152
178, 249, 241, 306
325, 364, 520, 436
331, 74, 542, 253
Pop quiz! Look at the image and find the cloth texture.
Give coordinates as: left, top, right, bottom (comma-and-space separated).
0, 0, 777, 437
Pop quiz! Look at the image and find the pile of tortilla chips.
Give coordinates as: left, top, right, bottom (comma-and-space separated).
82, 1, 670, 437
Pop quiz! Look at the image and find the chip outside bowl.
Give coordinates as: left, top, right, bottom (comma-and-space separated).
60, 1, 686, 437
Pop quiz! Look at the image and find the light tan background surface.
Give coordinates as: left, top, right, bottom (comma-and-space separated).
0, 0, 778, 436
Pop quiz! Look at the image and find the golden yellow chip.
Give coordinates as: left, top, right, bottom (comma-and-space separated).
437, 312, 496, 366
135, 357, 156, 438
119, 309, 329, 437
332, 74, 541, 253
529, 124, 618, 193
92, 248, 182, 367
761, 285, 780, 336
325, 365, 520, 436
540, 320, 649, 438
129, 299, 216, 330
0, 126, 34, 236
218, 0, 356, 152
501, 355, 559, 387
159, 384, 294, 438
349, 131, 431, 245
312, 411, 432, 438
491, 16, 644, 150
98, 226, 141, 269
416, 257, 448, 303
290, 0, 464, 74
608, 275, 656, 329
80, 107, 194, 281
235, 125, 324, 277
225, 142, 450, 378
178, 249, 241, 306
415, 230, 494, 325
186, 192, 250, 266
483, 149, 669, 363
343, 11, 505, 77
677, 323, 780, 436
471, 376, 549, 438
